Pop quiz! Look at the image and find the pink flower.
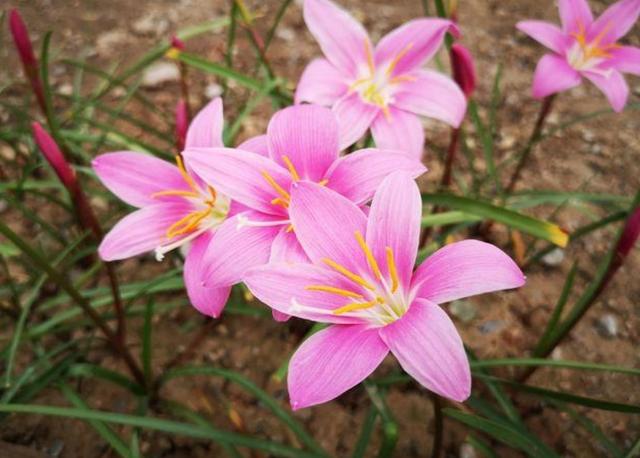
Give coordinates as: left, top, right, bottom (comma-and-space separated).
93, 98, 261, 318
295, 0, 467, 158
517, 0, 640, 112
244, 172, 525, 409
184, 104, 427, 320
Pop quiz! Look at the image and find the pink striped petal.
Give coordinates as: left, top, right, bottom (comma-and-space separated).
201, 211, 280, 287
366, 173, 421, 292
589, 0, 640, 44
411, 240, 525, 304
289, 181, 367, 273
370, 108, 425, 159
532, 54, 582, 99
333, 92, 379, 151
92, 152, 189, 208
295, 58, 350, 105
558, 0, 593, 34
326, 148, 426, 205
288, 324, 388, 409
516, 20, 568, 54
244, 262, 368, 324
98, 201, 194, 261
270, 227, 310, 263
607, 46, 640, 76
238, 135, 269, 157
184, 231, 231, 318
583, 70, 629, 113
392, 69, 467, 128
267, 105, 339, 181
374, 18, 456, 76
303, 0, 372, 77
184, 147, 292, 216
379, 299, 470, 402
185, 97, 224, 149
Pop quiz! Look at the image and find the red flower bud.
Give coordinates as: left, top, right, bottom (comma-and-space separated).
450, 43, 476, 99
175, 99, 189, 152
170, 35, 185, 51
617, 206, 640, 259
32, 122, 76, 191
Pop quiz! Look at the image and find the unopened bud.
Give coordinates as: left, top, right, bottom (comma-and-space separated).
9, 9, 46, 111
32, 122, 76, 191
450, 43, 476, 99
175, 99, 188, 152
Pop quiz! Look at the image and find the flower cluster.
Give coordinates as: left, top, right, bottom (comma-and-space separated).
90, 0, 639, 410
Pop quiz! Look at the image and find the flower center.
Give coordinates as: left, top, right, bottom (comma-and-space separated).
568, 22, 619, 71
305, 230, 409, 326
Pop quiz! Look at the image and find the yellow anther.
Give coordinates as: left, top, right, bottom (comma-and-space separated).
322, 258, 375, 291
286, 224, 294, 233
261, 170, 290, 202
389, 74, 417, 85
166, 208, 210, 239
175, 155, 199, 192
333, 299, 378, 315
165, 47, 181, 60
355, 230, 382, 281
318, 179, 329, 186
385, 247, 399, 293
207, 186, 217, 204
281, 155, 300, 182
386, 42, 413, 76
305, 285, 364, 299
364, 40, 375, 74
151, 189, 200, 199
271, 197, 289, 208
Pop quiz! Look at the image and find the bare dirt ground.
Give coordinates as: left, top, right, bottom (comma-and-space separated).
1, 0, 639, 456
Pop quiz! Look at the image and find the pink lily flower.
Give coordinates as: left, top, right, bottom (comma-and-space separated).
94, 98, 266, 318
295, 0, 467, 158
244, 172, 525, 408
517, 0, 640, 112
184, 104, 427, 313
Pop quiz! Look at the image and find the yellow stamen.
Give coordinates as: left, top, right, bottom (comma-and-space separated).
385, 247, 399, 293
322, 258, 375, 291
389, 74, 417, 85
305, 285, 364, 299
271, 197, 289, 208
152, 189, 201, 199
281, 155, 300, 181
355, 230, 381, 281
165, 47, 181, 60
175, 155, 199, 192
571, 21, 620, 61
333, 299, 378, 315
386, 43, 413, 76
207, 186, 217, 204
261, 170, 290, 202
286, 224, 294, 233
349, 76, 370, 92
364, 40, 375, 74
318, 179, 329, 186
166, 209, 210, 239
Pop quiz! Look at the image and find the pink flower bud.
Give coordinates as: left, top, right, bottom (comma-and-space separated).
617, 206, 640, 259
31, 122, 76, 191
175, 99, 189, 152
450, 43, 476, 99
170, 35, 185, 51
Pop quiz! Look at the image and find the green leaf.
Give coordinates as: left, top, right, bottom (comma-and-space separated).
351, 407, 377, 458
364, 382, 397, 458
471, 358, 640, 376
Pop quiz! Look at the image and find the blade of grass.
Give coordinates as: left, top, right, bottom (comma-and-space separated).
351, 407, 378, 458
364, 382, 398, 458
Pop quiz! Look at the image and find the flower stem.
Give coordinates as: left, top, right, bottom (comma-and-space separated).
430, 392, 444, 458
440, 127, 460, 189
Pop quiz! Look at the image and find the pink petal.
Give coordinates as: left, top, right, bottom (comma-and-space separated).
333, 93, 379, 151
244, 262, 368, 324
532, 53, 582, 99
201, 211, 280, 287
411, 240, 525, 304
558, 0, 593, 34
295, 58, 350, 105
184, 231, 231, 318
607, 46, 640, 76
366, 173, 421, 291
392, 69, 467, 128
184, 147, 292, 216
270, 227, 310, 263
516, 20, 568, 54
185, 97, 224, 149
583, 69, 629, 112
303, 0, 372, 77
267, 104, 339, 182
288, 324, 388, 409
379, 298, 470, 402
272, 310, 291, 322
588, 0, 640, 44
237, 135, 269, 157
374, 18, 456, 76
289, 181, 367, 273
92, 152, 189, 208
98, 201, 194, 261
326, 148, 426, 205
370, 108, 425, 159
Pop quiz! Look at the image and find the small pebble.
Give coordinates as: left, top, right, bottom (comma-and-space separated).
449, 300, 477, 323
541, 248, 564, 267
58, 83, 73, 96
478, 320, 505, 335
459, 443, 477, 458
142, 62, 180, 87
581, 129, 595, 143
595, 314, 618, 338
551, 347, 563, 360
132, 13, 169, 36
205, 83, 223, 99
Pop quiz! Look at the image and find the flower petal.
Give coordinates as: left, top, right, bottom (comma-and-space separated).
288, 324, 388, 409
92, 152, 189, 208
392, 69, 467, 128
366, 173, 421, 291
98, 201, 194, 261
185, 97, 224, 149
295, 58, 350, 105
588, 0, 640, 44
333, 93, 379, 151
516, 20, 568, 54
184, 231, 231, 318
370, 108, 425, 159
558, 0, 593, 34
245, 262, 368, 324
584, 69, 629, 112
411, 240, 525, 304
531, 54, 582, 99
326, 148, 426, 205
374, 18, 457, 76
201, 211, 280, 287
303, 0, 372, 77
270, 227, 310, 263
379, 298, 470, 402
184, 147, 292, 215
290, 181, 367, 273
267, 104, 339, 181
237, 135, 269, 157
607, 46, 640, 76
